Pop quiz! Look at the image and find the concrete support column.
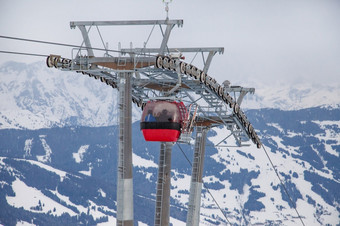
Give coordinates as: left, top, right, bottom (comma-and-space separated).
154, 142, 173, 226
117, 72, 134, 226
186, 127, 207, 226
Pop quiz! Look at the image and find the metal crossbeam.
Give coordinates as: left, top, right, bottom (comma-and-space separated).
70, 19, 183, 28
121, 47, 224, 54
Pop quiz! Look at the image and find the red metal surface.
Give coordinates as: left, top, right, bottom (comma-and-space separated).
142, 129, 180, 142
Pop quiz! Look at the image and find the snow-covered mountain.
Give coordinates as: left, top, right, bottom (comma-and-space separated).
0, 61, 339, 225
232, 80, 340, 111
0, 61, 141, 130
0, 109, 339, 225
1, 61, 339, 130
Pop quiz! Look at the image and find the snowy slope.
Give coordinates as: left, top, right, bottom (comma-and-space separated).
1, 61, 340, 225
233, 80, 340, 110
202, 123, 339, 225
0, 109, 339, 225
0, 61, 141, 130
1, 61, 340, 130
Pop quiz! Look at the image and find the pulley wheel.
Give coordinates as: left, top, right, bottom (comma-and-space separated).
156, 55, 163, 68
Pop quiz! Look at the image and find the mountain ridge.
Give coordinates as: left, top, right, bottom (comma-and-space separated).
0, 60, 339, 225
1, 60, 340, 130
1, 107, 339, 225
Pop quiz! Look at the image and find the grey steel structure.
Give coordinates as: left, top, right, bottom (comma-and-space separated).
155, 142, 173, 226
47, 19, 262, 225
117, 72, 133, 226
186, 126, 207, 226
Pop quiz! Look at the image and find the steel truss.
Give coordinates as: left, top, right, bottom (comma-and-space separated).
47, 19, 262, 225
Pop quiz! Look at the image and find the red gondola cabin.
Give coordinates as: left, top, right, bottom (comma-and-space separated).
140, 100, 188, 142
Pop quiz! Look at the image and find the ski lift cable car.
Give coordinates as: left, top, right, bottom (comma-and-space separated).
140, 100, 188, 142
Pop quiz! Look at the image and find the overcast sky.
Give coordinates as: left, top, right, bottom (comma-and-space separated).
1, 0, 340, 86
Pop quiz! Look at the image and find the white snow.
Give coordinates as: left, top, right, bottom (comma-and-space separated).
24, 159, 67, 182
36, 135, 52, 163
49, 189, 116, 221
49, 189, 79, 211
97, 216, 116, 226
16, 220, 35, 226
133, 152, 158, 182
171, 170, 191, 206
239, 81, 340, 110
1, 61, 340, 224
190, 125, 340, 225
7, 178, 77, 216
1, 157, 67, 183
0, 181, 8, 188
24, 138, 33, 157
267, 123, 284, 133
170, 217, 185, 225
133, 153, 158, 168
97, 216, 117, 226
313, 120, 340, 157
5, 176, 118, 223
73, 145, 89, 163
0, 61, 142, 130
0, 157, 21, 178
1, 62, 339, 130
98, 188, 106, 198
79, 164, 93, 176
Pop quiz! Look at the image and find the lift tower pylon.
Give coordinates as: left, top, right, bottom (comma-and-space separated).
155, 142, 173, 226
186, 126, 207, 226
117, 72, 133, 226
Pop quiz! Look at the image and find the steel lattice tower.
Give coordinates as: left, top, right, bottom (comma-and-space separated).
47, 18, 262, 226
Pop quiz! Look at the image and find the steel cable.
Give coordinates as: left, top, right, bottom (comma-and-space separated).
0, 50, 49, 57
260, 143, 306, 226
176, 143, 232, 225
0, 35, 156, 57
